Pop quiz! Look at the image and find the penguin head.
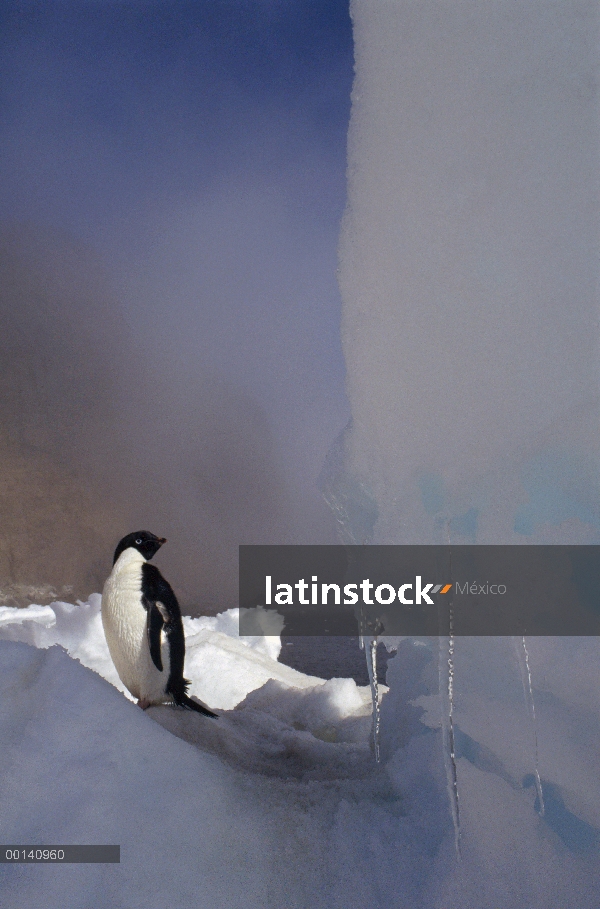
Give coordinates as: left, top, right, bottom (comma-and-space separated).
113, 531, 167, 565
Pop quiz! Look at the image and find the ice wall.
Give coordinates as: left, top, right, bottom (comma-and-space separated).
337, 0, 600, 545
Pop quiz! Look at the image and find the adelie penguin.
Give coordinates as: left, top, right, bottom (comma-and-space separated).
101, 531, 217, 718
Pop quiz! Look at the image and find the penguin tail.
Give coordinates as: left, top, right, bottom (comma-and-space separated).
169, 678, 218, 718
178, 692, 218, 718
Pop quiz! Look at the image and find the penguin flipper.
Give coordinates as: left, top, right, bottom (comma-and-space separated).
141, 562, 218, 719
146, 604, 164, 672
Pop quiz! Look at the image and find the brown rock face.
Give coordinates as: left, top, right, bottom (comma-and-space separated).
0, 226, 304, 613
0, 227, 132, 606
0, 448, 129, 606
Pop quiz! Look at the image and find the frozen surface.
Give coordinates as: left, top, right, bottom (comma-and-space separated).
2, 2, 600, 906
336, 0, 600, 546
0, 598, 335, 709
0, 601, 600, 907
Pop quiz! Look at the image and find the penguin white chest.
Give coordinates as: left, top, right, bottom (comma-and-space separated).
101, 549, 169, 703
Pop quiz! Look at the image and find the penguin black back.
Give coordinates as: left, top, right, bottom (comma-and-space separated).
105, 530, 218, 718
140, 561, 217, 717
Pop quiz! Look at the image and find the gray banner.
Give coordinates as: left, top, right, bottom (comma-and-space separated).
1, 846, 120, 863
239, 545, 600, 636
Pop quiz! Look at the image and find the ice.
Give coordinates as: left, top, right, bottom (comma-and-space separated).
2, 2, 600, 905
0, 600, 380, 908
363, 634, 381, 762
2, 600, 600, 905
438, 632, 461, 857
0, 598, 331, 709
338, 0, 600, 545
0, 640, 277, 909
331, 0, 599, 898
515, 636, 545, 816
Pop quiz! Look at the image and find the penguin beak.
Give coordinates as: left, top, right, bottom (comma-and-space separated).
158, 537, 167, 546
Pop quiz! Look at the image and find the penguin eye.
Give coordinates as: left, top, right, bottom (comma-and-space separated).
135, 538, 142, 545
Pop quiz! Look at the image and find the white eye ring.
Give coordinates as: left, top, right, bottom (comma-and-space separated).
135, 538, 142, 545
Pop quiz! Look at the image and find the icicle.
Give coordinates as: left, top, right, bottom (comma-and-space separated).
364, 635, 381, 762
357, 600, 380, 761
514, 636, 545, 816
438, 623, 461, 858
436, 529, 461, 857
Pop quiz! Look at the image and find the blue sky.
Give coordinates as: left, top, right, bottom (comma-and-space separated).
0, 1, 354, 605
1, 1, 352, 234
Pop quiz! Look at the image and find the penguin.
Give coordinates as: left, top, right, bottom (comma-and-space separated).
101, 531, 217, 717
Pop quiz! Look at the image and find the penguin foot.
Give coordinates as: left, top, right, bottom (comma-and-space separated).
137, 698, 152, 710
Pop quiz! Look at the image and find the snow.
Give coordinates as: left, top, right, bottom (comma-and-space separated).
1, 601, 600, 907
0, 597, 348, 711
0, 638, 274, 909
1, 2, 600, 906
0, 599, 380, 908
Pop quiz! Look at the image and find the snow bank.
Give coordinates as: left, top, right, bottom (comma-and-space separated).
0, 598, 375, 777
0, 597, 373, 712
0, 640, 275, 909
1, 601, 600, 907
